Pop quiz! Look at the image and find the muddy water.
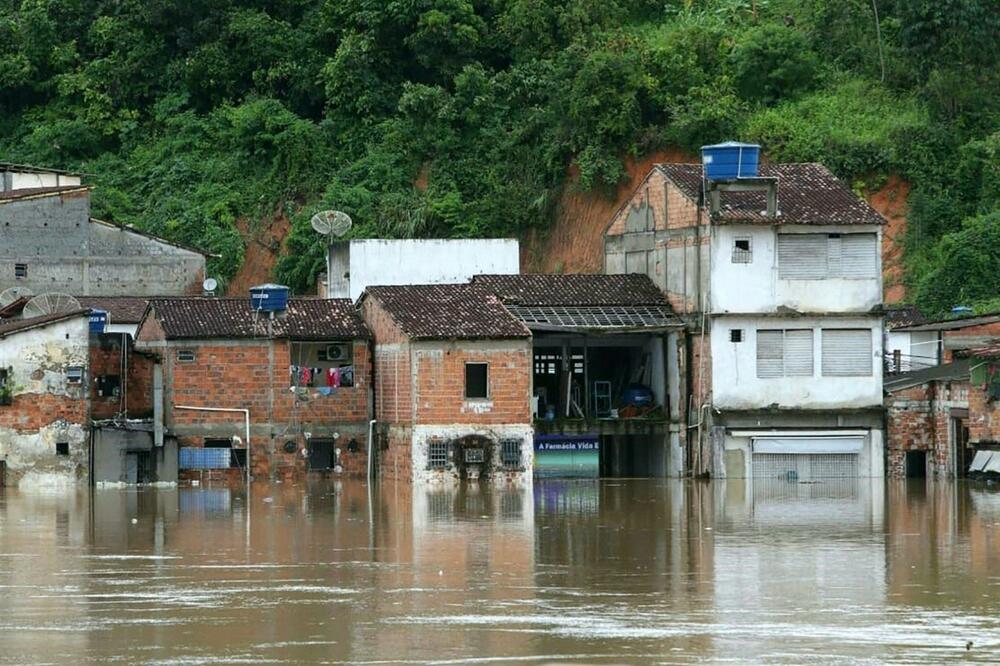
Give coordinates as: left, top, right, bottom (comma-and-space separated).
1, 479, 999, 664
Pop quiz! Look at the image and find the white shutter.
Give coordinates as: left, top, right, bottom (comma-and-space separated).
778, 235, 827, 279
756, 330, 784, 378
783, 329, 814, 376
841, 234, 877, 277
826, 235, 842, 276
822, 329, 872, 376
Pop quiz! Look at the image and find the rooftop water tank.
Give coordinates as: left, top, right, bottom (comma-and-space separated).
89, 309, 108, 334
701, 141, 760, 180
250, 284, 290, 312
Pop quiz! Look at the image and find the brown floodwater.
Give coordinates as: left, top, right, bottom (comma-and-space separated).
1, 478, 999, 664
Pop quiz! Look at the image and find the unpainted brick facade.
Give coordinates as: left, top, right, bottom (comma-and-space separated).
362, 296, 534, 484
89, 334, 156, 420
136, 317, 372, 483
886, 380, 969, 477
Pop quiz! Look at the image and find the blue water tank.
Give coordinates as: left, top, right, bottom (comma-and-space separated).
701, 141, 760, 180
249, 284, 290, 312
89, 309, 108, 334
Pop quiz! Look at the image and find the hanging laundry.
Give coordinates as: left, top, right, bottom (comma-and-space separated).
300, 366, 312, 385
327, 367, 338, 387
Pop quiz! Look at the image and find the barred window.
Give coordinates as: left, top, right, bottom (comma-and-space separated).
732, 237, 752, 263
500, 439, 522, 468
428, 441, 449, 469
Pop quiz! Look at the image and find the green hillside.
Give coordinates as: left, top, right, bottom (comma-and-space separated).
1, 0, 998, 315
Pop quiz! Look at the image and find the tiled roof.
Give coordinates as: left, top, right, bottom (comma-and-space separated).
962, 344, 1000, 359
363, 284, 530, 340
472, 273, 668, 306
895, 311, 1000, 332
507, 305, 681, 330
144, 298, 370, 340
657, 163, 885, 226
0, 310, 89, 339
0, 186, 87, 202
77, 297, 150, 324
884, 304, 930, 330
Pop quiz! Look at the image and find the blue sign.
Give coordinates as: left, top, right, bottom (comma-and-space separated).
534, 434, 599, 478
89, 310, 108, 334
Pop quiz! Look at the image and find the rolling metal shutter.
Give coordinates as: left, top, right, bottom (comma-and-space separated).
822, 329, 872, 376
751, 436, 863, 479
756, 329, 813, 378
841, 234, 877, 277
756, 330, 783, 378
778, 235, 827, 279
783, 329, 814, 376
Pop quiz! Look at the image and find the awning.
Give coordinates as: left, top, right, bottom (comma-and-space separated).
752, 436, 864, 455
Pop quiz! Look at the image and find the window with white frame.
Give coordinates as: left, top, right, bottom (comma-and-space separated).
821, 329, 872, 376
731, 237, 752, 263
777, 233, 877, 279
756, 329, 814, 378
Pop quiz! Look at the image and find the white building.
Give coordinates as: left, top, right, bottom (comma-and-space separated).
327, 238, 519, 301
605, 161, 886, 479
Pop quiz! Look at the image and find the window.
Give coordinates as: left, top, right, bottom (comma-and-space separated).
177, 349, 196, 362
777, 233, 877, 279
66, 367, 83, 384
205, 438, 246, 468
55, 442, 69, 456
500, 439, 522, 469
732, 237, 752, 263
757, 329, 814, 378
95, 374, 120, 398
465, 362, 488, 399
730, 329, 743, 343
0, 368, 10, 406
821, 329, 872, 376
428, 440, 449, 469
289, 341, 354, 388
14, 263, 26, 279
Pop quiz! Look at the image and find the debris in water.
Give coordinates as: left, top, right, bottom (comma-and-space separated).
967, 641, 973, 650
130, 518, 138, 524
263, 497, 273, 503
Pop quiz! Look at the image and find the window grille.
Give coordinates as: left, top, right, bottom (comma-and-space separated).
730, 329, 743, 343
732, 237, 752, 263
177, 349, 196, 362
14, 263, 27, 279
500, 439, 522, 468
66, 367, 84, 384
428, 440, 449, 469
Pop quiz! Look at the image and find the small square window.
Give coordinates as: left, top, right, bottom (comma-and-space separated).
177, 349, 196, 362
732, 238, 752, 263
500, 439, 522, 468
14, 263, 27, 278
428, 440, 449, 469
55, 442, 69, 456
730, 329, 743, 343
465, 362, 488, 399
66, 367, 83, 384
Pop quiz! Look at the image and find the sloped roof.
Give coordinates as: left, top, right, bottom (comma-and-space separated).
961, 344, 1000, 359
506, 305, 681, 330
0, 310, 89, 339
144, 298, 370, 340
77, 297, 150, 324
656, 163, 885, 226
362, 284, 530, 340
884, 304, 930, 330
895, 311, 1000, 332
472, 273, 668, 306
884, 359, 971, 392
0, 186, 88, 202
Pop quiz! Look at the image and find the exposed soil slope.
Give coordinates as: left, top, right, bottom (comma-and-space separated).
226, 212, 292, 296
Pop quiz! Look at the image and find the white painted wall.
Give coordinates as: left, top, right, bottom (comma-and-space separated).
711, 315, 883, 410
7, 171, 82, 189
411, 424, 534, 485
885, 330, 938, 371
722, 428, 884, 478
710, 224, 882, 314
328, 239, 520, 301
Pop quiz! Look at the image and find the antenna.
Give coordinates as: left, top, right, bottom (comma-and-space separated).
22, 292, 81, 319
311, 210, 353, 238
203, 277, 219, 295
0, 286, 33, 308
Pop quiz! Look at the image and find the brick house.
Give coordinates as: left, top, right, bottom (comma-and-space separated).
606, 158, 886, 479
0, 310, 91, 486
358, 283, 533, 484
135, 297, 371, 482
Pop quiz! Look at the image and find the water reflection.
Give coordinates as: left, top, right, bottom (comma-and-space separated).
1, 479, 1000, 663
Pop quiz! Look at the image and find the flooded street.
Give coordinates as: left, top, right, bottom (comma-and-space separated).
1, 479, 999, 664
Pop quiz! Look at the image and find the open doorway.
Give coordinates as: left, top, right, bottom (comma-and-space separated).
308, 439, 336, 471
905, 450, 927, 478
953, 417, 972, 477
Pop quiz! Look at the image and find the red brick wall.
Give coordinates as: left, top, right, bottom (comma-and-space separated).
362, 297, 413, 425
412, 341, 531, 426
969, 379, 1000, 444
605, 170, 669, 236
89, 339, 155, 419
0, 392, 88, 431
378, 425, 413, 481
886, 380, 969, 477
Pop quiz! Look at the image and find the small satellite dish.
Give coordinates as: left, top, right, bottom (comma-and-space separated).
311, 210, 353, 237
203, 277, 218, 293
0, 286, 33, 308
22, 292, 81, 319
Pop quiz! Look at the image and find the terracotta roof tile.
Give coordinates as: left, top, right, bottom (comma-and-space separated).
145, 298, 369, 340
363, 284, 530, 340
0, 310, 89, 338
657, 163, 885, 226
884, 304, 930, 330
77, 297, 151, 324
472, 273, 669, 306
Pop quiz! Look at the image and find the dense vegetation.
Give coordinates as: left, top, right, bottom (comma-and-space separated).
1, 0, 998, 315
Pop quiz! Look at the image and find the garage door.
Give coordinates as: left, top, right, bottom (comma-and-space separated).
751, 437, 863, 479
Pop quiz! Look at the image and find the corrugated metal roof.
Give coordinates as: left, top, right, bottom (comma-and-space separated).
144, 298, 370, 340
884, 359, 971, 392
507, 305, 681, 331
362, 284, 530, 340
656, 163, 885, 226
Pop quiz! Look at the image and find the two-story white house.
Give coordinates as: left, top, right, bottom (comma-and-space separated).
605, 153, 886, 479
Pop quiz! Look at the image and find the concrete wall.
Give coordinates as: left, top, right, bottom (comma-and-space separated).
0, 190, 205, 296
328, 239, 520, 301
721, 427, 884, 479
710, 225, 883, 314
885, 330, 939, 372
0, 316, 90, 487
2, 170, 81, 190
92, 427, 178, 484
711, 315, 883, 410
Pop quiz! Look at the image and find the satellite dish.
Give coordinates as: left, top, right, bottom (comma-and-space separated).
203, 277, 219, 293
22, 293, 81, 319
311, 210, 353, 237
0, 286, 33, 308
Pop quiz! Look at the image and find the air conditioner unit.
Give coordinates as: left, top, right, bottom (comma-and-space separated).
323, 344, 349, 362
